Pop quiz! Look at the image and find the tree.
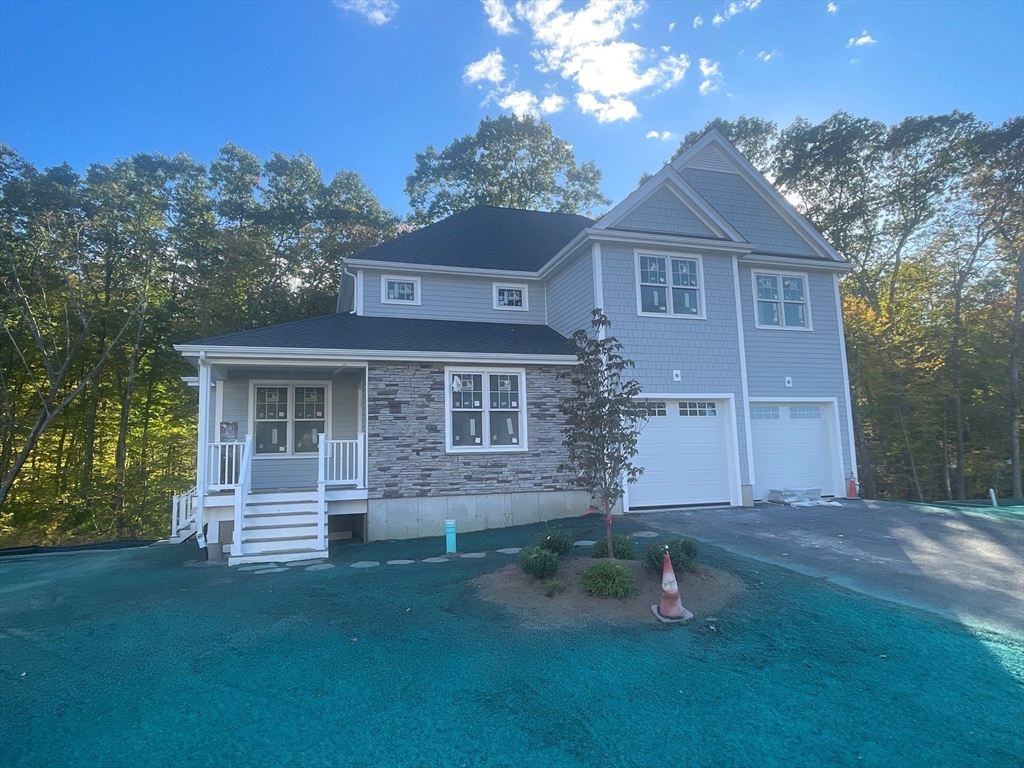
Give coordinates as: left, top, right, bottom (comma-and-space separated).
405, 115, 609, 225
558, 310, 644, 559
672, 115, 779, 176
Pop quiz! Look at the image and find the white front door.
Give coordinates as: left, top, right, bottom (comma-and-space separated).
750, 402, 839, 499
630, 399, 732, 508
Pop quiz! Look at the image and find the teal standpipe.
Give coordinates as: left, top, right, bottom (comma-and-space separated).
445, 519, 457, 554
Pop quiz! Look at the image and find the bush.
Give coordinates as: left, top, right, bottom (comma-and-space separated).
544, 578, 565, 597
642, 538, 700, 574
536, 527, 574, 557
591, 534, 635, 560
579, 561, 639, 598
517, 545, 559, 579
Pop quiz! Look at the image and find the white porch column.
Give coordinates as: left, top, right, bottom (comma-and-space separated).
195, 353, 211, 540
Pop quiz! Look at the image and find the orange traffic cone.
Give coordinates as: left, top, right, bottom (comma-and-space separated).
652, 550, 694, 624
846, 473, 859, 499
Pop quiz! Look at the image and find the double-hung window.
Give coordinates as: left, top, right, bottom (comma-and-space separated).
382, 275, 421, 305
253, 384, 328, 455
447, 368, 526, 451
636, 252, 703, 317
753, 272, 810, 329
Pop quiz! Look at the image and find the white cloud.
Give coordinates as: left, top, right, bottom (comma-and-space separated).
498, 89, 540, 117
693, 15, 703, 28
711, 0, 761, 25
669, 22, 676, 32
539, 94, 566, 114
332, 0, 397, 26
646, 130, 674, 141
482, 0, 516, 34
827, 1, 838, 13
847, 31, 877, 47
755, 50, 778, 62
698, 58, 721, 96
463, 49, 506, 84
576, 93, 639, 122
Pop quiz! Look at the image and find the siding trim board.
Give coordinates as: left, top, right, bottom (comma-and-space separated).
834, 273, 859, 480
731, 255, 756, 491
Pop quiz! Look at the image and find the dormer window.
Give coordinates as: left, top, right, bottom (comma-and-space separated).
382, 275, 421, 305
493, 283, 529, 311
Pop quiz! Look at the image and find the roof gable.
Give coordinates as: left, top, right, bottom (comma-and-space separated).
610, 184, 717, 238
672, 130, 844, 261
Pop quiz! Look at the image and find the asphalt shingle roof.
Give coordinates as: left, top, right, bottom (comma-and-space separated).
348, 205, 594, 272
184, 313, 575, 357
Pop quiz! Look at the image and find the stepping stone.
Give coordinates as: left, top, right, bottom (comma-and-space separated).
305, 563, 334, 572
386, 559, 415, 565
236, 565, 266, 571
253, 567, 288, 574
459, 552, 486, 558
633, 531, 658, 538
422, 557, 448, 563
350, 561, 380, 569
574, 540, 596, 547
496, 547, 521, 555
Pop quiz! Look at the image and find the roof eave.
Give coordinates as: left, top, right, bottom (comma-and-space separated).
344, 258, 541, 280
173, 344, 577, 366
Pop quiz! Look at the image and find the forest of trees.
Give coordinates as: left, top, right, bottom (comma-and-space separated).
1, 112, 1020, 546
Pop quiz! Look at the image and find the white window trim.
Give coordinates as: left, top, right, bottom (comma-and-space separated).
492, 282, 530, 312
633, 249, 707, 320
751, 269, 813, 331
247, 380, 332, 458
381, 275, 422, 306
444, 366, 528, 453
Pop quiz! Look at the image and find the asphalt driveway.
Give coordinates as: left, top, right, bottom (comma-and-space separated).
637, 500, 1024, 637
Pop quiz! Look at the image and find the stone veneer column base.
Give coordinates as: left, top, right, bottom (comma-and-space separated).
367, 490, 593, 541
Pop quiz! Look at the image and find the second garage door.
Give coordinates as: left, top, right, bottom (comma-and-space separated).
630, 400, 732, 508
750, 402, 839, 500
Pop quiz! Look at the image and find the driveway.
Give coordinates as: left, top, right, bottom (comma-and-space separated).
637, 500, 1024, 637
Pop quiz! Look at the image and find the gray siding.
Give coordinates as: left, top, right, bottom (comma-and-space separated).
680, 168, 819, 256
545, 252, 595, 337
738, 264, 853, 474
599, 245, 750, 481
361, 270, 546, 324
613, 185, 715, 237
217, 368, 363, 491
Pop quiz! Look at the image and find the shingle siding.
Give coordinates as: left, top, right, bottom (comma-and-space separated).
361, 270, 547, 325
680, 168, 819, 256
366, 363, 575, 499
613, 185, 715, 237
545, 252, 595, 337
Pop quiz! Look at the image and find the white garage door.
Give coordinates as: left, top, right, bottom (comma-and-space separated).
750, 403, 838, 500
631, 400, 732, 508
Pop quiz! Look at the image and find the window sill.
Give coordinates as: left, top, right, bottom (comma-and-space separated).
493, 306, 529, 312
635, 310, 707, 320
446, 446, 529, 455
752, 324, 814, 332
252, 453, 320, 460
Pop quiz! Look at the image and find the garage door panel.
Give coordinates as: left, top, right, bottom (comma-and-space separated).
751, 403, 836, 499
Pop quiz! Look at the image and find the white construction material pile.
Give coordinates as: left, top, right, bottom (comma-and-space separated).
766, 488, 842, 507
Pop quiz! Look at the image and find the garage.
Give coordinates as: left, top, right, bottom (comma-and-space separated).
630, 399, 734, 508
750, 402, 841, 500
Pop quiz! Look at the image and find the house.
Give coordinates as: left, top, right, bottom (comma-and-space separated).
170, 130, 857, 565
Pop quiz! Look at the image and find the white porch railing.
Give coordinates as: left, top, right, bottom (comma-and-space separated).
171, 486, 198, 539
232, 435, 254, 558
208, 441, 245, 490
317, 435, 365, 550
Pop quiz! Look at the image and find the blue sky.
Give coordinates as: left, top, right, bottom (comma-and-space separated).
1, 0, 1021, 216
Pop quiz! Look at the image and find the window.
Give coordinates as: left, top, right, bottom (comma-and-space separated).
750, 405, 780, 420
493, 283, 529, 311
252, 384, 328, 455
642, 401, 668, 417
636, 252, 703, 317
382, 275, 421, 305
447, 369, 526, 451
753, 272, 810, 329
679, 401, 716, 416
789, 405, 822, 420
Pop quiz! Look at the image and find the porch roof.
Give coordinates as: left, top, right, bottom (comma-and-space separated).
178, 313, 575, 359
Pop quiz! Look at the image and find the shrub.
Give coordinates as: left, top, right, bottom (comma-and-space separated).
544, 578, 565, 597
517, 545, 559, 579
591, 534, 635, 560
580, 561, 639, 598
642, 538, 700, 574
536, 527, 574, 557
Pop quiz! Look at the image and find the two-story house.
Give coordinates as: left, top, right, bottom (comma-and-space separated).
170, 130, 857, 565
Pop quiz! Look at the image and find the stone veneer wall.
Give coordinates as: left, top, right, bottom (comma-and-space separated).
366, 363, 577, 499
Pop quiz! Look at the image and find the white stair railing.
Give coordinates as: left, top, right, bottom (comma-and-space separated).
208, 441, 245, 490
171, 486, 198, 539
231, 435, 254, 557
321, 436, 364, 486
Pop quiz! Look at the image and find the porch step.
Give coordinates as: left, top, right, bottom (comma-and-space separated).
227, 547, 328, 567
238, 535, 319, 553
242, 522, 317, 532
242, 510, 318, 528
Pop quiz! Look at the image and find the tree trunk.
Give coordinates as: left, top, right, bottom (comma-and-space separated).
604, 498, 614, 561
1011, 247, 1024, 498
113, 310, 146, 537
951, 293, 967, 500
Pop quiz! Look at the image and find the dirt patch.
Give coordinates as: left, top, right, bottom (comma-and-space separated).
474, 557, 746, 629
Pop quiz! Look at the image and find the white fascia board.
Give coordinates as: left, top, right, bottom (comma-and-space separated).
740, 253, 852, 273
672, 130, 846, 263
587, 228, 754, 255
345, 259, 539, 280
174, 344, 577, 367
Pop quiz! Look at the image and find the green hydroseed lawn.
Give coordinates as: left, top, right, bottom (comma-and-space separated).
1, 518, 1021, 768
